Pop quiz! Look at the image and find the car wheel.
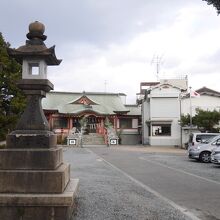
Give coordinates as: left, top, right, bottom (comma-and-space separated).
199, 151, 211, 163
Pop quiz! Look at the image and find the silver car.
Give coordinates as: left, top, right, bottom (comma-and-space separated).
188, 135, 220, 163
211, 148, 220, 165
188, 133, 220, 150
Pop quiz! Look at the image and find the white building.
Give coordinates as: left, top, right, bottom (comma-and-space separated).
141, 82, 184, 146
181, 87, 220, 147
181, 87, 220, 116
139, 79, 220, 147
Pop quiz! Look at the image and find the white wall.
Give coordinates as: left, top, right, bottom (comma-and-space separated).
181, 95, 220, 116
150, 98, 180, 118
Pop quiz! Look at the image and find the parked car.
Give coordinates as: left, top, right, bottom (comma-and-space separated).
188, 133, 220, 150
188, 135, 220, 163
211, 147, 220, 165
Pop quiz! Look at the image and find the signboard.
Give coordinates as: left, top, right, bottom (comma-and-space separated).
110, 139, 117, 145
69, 139, 76, 145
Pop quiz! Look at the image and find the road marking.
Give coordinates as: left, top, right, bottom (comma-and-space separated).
96, 158, 103, 162
139, 156, 220, 186
86, 149, 201, 220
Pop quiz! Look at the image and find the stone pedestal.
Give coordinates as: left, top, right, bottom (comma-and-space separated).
0, 138, 79, 220
0, 147, 63, 170
0, 146, 78, 220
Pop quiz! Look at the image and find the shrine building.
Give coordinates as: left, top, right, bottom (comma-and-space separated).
42, 91, 141, 145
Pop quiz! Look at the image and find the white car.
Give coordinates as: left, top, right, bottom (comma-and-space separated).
211, 148, 220, 165
188, 133, 220, 150
188, 135, 220, 163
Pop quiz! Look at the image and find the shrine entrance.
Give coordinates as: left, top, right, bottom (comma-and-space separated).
86, 115, 99, 133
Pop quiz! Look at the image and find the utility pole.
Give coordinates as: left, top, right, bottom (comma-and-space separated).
189, 86, 193, 133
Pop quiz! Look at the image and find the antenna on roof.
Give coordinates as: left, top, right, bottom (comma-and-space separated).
104, 80, 107, 93
151, 54, 164, 81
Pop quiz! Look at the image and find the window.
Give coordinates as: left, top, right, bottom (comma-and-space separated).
29, 63, 40, 75
152, 124, 171, 136
120, 118, 132, 129
53, 117, 68, 129
212, 138, 220, 146
73, 119, 80, 130
196, 135, 216, 143
216, 139, 220, 146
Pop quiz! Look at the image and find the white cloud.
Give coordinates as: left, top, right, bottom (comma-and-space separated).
47, 3, 220, 103
1, 1, 219, 103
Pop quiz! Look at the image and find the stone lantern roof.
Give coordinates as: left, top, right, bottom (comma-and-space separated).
7, 21, 62, 65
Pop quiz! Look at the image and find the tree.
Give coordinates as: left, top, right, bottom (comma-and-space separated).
180, 114, 193, 127
180, 109, 220, 132
194, 109, 220, 132
203, 0, 220, 14
0, 33, 26, 140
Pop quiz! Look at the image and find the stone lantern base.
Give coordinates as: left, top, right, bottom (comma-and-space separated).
0, 141, 79, 220
0, 79, 79, 220
0, 179, 79, 220
0, 144, 79, 220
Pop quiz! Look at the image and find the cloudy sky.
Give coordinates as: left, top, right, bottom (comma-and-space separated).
1, 0, 220, 103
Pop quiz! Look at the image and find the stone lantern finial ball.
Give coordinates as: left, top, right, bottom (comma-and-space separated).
29, 21, 45, 34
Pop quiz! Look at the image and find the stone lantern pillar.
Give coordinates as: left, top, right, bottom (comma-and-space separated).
0, 21, 79, 220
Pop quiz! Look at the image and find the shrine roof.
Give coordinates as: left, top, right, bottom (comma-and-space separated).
125, 105, 141, 116
42, 91, 140, 115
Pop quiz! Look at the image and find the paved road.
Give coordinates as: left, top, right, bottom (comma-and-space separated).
89, 146, 220, 220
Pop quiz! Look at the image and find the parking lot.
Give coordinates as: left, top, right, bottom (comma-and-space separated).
87, 146, 220, 220
64, 147, 192, 220
139, 148, 220, 183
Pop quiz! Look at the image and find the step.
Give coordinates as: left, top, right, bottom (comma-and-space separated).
82, 134, 105, 145
82, 145, 107, 148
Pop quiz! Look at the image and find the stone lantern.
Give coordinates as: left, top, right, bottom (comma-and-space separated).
0, 21, 79, 220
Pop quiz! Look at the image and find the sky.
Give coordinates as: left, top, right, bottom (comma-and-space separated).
1, 0, 220, 103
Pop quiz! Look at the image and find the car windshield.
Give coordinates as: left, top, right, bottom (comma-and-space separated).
198, 135, 218, 144
203, 138, 213, 144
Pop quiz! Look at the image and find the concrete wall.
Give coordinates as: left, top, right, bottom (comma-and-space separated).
149, 137, 180, 146
120, 134, 141, 145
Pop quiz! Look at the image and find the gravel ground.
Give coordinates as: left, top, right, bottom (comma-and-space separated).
63, 148, 193, 220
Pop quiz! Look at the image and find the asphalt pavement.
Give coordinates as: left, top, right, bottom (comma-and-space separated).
63, 147, 197, 220
89, 146, 220, 220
